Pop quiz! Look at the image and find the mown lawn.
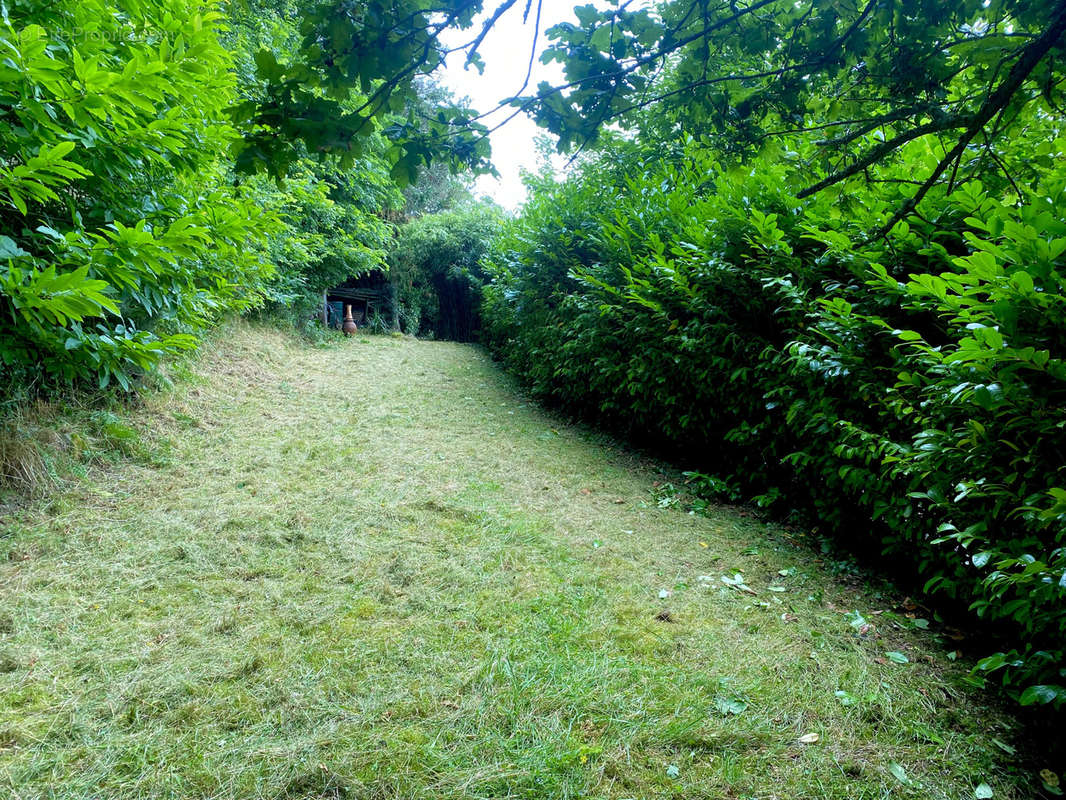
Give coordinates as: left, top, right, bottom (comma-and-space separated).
0, 323, 1034, 798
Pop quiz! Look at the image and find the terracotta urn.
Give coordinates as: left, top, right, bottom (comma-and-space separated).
342, 304, 358, 336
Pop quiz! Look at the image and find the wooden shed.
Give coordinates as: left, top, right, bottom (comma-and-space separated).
323, 270, 398, 331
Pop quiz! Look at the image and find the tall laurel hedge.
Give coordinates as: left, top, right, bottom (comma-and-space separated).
482, 141, 1066, 708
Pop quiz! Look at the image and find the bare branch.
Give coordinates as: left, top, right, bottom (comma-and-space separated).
465, 0, 521, 67
797, 117, 969, 199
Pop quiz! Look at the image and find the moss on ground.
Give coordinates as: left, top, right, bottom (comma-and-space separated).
0, 323, 1041, 798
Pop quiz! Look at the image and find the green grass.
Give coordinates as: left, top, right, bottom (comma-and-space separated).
0, 322, 1039, 798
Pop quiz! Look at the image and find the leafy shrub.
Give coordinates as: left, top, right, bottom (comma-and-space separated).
255, 156, 398, 324
389, 203, 504, 340
0, 0, 277, 396
0, 0, 413, 398
482, 140, 1066, 708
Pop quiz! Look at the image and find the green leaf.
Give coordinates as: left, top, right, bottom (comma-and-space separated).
885, 651, 909, 664
45, 140, 76, 160
1011, 271, 1034, 293
834, 690, 858, 706
990, 739, 1015, 755
973, 385, 995, 410
1018, 684, 1062, 706
0, 235, 29, 259
889, 762, 911, 785
974, 782, 993, 799
714, 697, 748, 715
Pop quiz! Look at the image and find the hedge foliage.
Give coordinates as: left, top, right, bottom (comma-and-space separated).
388, 203, 504, 340
482, 140, 1066, 708
0, 0, 281, 396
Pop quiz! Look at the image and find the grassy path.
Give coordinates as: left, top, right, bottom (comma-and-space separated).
0, 325, 1027, 798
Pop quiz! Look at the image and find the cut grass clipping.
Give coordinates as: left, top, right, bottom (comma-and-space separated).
0, 322, 1044, 798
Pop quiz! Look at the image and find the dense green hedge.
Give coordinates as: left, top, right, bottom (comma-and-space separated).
388, 203, 503, 340
482, 142, 1066, 708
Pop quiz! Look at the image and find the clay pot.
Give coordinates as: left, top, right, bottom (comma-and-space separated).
342, 304, 358, 336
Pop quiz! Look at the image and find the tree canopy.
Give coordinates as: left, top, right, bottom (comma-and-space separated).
529, 0, 1066, 227
250, 0, 1066, 229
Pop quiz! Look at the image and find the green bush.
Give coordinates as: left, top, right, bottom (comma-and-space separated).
389, 203, 504, 340
482, 140, 1066, 708
0, 0, 276, 395
256, 157, 398, 324
0, 0, 414, 399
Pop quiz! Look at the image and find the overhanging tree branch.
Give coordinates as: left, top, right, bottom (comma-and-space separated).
871, 0, 1066, 235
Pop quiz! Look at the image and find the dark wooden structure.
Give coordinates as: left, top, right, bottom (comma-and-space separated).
324, 271, 398, 331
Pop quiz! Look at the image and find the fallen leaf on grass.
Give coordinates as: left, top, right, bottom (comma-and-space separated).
580, 488, 591, 495
715, 697, 748, 715
698, 541, 709, 548
797, 733, 820, 744
889, 762, 911, 786
844, 611, 877, 636
885, 651, 909, 664
834, 690, 858, 706
781, 613, 799, 623
974, 782, 993, 799
721, 573, 757, 595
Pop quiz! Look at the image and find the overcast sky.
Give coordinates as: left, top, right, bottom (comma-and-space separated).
437, 0, 580, 210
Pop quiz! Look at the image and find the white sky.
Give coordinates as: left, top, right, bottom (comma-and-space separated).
437, 0, 580, 210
